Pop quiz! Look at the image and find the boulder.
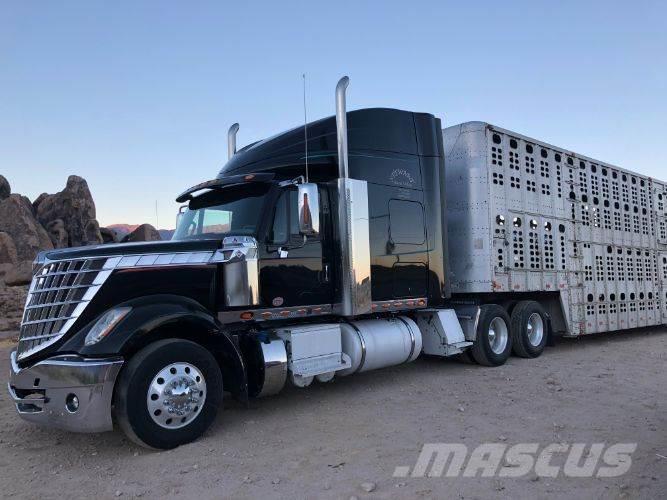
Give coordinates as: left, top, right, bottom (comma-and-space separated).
33, 192, 49, 212
84, 219, 103, 245
121, 223, 162, 243
0, 283, 28, 332
19, 195, 35, 215
100, 226, 118, 244
0, 262, 13, 284
45, 219, 69, 248
4, 260, 33, 286
0, 175, 9, 200
0, 232, 18, 264
0, 194, 53, 261
35, 175, 99, 247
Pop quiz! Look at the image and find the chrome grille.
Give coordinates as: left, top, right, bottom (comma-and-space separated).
17, 256, 120, 360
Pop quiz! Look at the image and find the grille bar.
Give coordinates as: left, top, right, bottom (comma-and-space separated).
18, 332, 65, 342
25, 299, 87, 311
33, 269, 100, 280
20, 315, 78, 326
25, 284, 91, 294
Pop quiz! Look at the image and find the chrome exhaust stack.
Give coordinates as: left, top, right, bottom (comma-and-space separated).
227, 123, 240, 159
335, 76, 350, 178
334, 76, 372, 317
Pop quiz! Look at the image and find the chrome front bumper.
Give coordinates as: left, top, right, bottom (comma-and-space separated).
7, 350, 123, 433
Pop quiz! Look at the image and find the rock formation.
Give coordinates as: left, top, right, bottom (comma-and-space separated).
4, 260, 32, 286
99, 226, 118, 244
0, 173, 167, 333
0, 175, 10, 200
0, 194, 53, 261
45, 219, 69, 248
121, 223, 162, 243
35, 175, 102, 247
0, 231, 18, 264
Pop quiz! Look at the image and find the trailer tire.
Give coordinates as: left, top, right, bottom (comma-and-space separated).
510, 301, 548, 358
114, 339, 223, 450
470, 304, 512, 366
457, 349, 476, 364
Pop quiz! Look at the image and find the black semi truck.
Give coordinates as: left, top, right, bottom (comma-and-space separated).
9, 77, 666, 448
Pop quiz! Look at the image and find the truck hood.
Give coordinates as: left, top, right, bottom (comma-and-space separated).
43, 239, 222, 262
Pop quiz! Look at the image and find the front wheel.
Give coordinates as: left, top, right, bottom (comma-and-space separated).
114, 339, 223, 449
470, 304, 512, 366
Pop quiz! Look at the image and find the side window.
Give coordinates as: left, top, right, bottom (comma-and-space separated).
269, 192, 289, 244
389, 200, 425, 244
200, 209, 232, 234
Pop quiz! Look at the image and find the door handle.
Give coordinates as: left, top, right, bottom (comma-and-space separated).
323, 263, 330, 283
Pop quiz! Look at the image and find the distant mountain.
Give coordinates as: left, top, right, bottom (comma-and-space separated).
107, 224, 174, 241
107, 224, 139, 238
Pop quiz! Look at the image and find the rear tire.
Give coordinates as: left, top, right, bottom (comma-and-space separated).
470, 304, 512, 366
510, 301, 548, 358
456, 349, 476, 364
114, 339, 223, 449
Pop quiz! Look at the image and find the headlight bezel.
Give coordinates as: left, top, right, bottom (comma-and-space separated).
84, 307, 132, 346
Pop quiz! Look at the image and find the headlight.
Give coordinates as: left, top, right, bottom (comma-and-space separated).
84, 307, 132, 346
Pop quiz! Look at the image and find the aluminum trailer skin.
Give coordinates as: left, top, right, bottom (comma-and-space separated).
444, 122, 667, 336
8, 78, 665, 448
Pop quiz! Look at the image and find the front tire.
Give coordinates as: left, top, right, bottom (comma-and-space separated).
114, 339, 223, 449
470, 304, 512, 366
510, 300, 548, 358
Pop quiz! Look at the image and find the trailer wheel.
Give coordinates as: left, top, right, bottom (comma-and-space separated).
114, 339, 223, 449
510, 301, 548, 358
470, 304, 512, 366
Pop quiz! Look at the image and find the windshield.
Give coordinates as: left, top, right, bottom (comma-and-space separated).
172, 183, 270, 240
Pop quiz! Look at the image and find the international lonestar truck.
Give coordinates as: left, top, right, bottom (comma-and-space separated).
8, 77, 667, 449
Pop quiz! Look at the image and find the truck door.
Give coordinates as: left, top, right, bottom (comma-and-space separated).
259, 186, 333, 308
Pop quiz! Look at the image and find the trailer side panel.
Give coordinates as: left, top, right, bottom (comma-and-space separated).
444, 122, 666, 336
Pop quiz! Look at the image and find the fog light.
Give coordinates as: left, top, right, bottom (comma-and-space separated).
65, 393, 79, 413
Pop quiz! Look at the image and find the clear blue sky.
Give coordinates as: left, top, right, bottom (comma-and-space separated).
1, 1, 665, 228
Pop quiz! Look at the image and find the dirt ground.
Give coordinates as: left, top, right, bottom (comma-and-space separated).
0, 328, 665, 499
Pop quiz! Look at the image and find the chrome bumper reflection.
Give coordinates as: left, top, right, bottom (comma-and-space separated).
8, 350, 123, 433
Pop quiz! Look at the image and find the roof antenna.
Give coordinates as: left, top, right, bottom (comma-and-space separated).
302, 73, 309, 183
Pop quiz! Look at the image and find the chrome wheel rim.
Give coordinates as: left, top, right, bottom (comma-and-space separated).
147, 362, 207, 429
488, 317, 509, 354
527, 312, 544, 346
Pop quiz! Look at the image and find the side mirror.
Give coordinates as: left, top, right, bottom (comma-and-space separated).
297, 183, 320, 237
